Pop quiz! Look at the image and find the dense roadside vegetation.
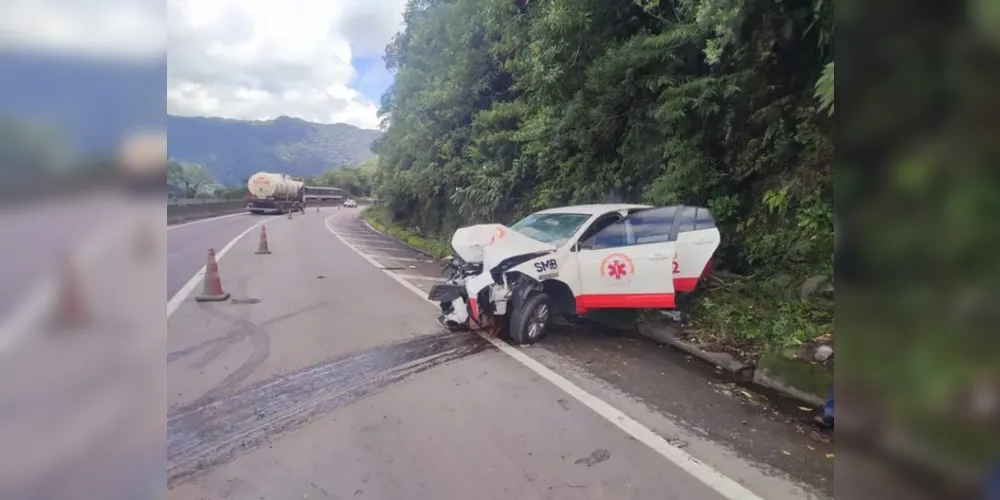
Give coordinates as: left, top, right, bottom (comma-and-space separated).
365, 206, 453, 258
370, 0, 834, 357
306, 158, 377, 197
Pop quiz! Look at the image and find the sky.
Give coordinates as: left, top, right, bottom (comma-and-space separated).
0, 0, 404, 131
167, 0, 405, 130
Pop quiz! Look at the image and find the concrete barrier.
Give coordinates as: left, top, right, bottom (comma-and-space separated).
167, 199, 355, 225
167, 199, 247, 224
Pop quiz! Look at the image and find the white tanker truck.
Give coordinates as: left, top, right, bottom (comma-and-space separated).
246, 172, 306, 215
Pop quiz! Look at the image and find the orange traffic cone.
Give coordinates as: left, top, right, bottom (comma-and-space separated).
54, 255, 87, 328
195, 248, 230, 302
255, 225, 271, 254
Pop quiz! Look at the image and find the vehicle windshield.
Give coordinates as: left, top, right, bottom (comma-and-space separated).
510, 212, 591, 246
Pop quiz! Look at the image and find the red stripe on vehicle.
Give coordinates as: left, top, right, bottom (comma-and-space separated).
469, 297, 479, 322
674, 260, 713, 292
673, 277, 699, 292
575, 293, 675, 314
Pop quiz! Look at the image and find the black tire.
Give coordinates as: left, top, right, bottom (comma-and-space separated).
509, 292, 552, 345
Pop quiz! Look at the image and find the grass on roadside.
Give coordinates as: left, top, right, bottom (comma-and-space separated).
362, 206, 452, 259
689, 282, 833, 358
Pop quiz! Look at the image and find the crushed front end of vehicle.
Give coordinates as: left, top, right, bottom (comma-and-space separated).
427, 223, 555, 335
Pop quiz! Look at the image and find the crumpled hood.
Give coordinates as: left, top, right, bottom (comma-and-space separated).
450, 224, 557, 265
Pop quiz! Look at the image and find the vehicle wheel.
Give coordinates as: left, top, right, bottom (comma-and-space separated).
509, 292, 551, 345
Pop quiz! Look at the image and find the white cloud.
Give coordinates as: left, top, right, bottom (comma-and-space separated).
0, 0, 403, 129
0, 0, 165, 60
168, 0, 407, 129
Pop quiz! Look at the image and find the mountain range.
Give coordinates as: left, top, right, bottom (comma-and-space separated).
167, 115, 382, 187
0, 51, 382, 187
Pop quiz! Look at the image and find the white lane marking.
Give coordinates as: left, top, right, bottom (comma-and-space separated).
0, 221, 122, 354
167, 212, 249, 231
394, 274, 445, 282
367, 255, 434, 264
324, 215, 764, 500
166, 218, 270, 318
341, 234, 388, 241
328, 229, 372, 236
354, 243, 412, 252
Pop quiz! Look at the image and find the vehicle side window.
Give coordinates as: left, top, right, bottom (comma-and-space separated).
695, 208, 716, 230
630, 206, 679, 244
579, 220, 625, 249
583, 206, 678, 249
677, 206, 697, 233
579, 213, 622, 243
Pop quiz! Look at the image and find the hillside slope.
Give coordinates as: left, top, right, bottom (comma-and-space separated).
167, 115, 381, 186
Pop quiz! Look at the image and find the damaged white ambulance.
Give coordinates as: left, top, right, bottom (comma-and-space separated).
428, 204, 720, 345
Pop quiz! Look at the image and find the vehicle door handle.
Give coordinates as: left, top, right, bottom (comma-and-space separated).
650, 254, 670, 261
694, 239, 712, 244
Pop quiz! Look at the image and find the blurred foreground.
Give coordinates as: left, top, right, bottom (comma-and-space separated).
838, 0, 1000, 497
0, 36, 165, 496
0, 186, 165, 500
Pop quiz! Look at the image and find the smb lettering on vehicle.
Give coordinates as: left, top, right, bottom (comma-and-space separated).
534, 258, 558, 273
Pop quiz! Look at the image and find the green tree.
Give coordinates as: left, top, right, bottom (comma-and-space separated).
167, 160, 215, 198
312, 160, 376, 197
371, 0, 833, 353
373, 0, 832, 270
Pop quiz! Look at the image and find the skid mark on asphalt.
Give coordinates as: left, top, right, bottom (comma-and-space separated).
190, 310, 270, 406
166, 331, 492, 488
168, 300, 333, 407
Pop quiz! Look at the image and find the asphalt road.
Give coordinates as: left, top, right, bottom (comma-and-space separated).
167, 213, 280, 299
166, 208, 834, 500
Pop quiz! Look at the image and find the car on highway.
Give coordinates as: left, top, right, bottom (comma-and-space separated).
343, 199, 358, 208
429, 204, 720, 344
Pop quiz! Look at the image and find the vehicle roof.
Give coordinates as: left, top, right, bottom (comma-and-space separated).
534, 203, 652, 216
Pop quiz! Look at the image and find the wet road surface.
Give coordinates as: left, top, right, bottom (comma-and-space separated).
166, 207, 832, 499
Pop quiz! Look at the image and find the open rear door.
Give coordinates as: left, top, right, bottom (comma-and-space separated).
672, 206, 720, 292
573, 206, 680, 313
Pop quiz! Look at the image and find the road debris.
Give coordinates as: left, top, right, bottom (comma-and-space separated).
575, 449, 611, 467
